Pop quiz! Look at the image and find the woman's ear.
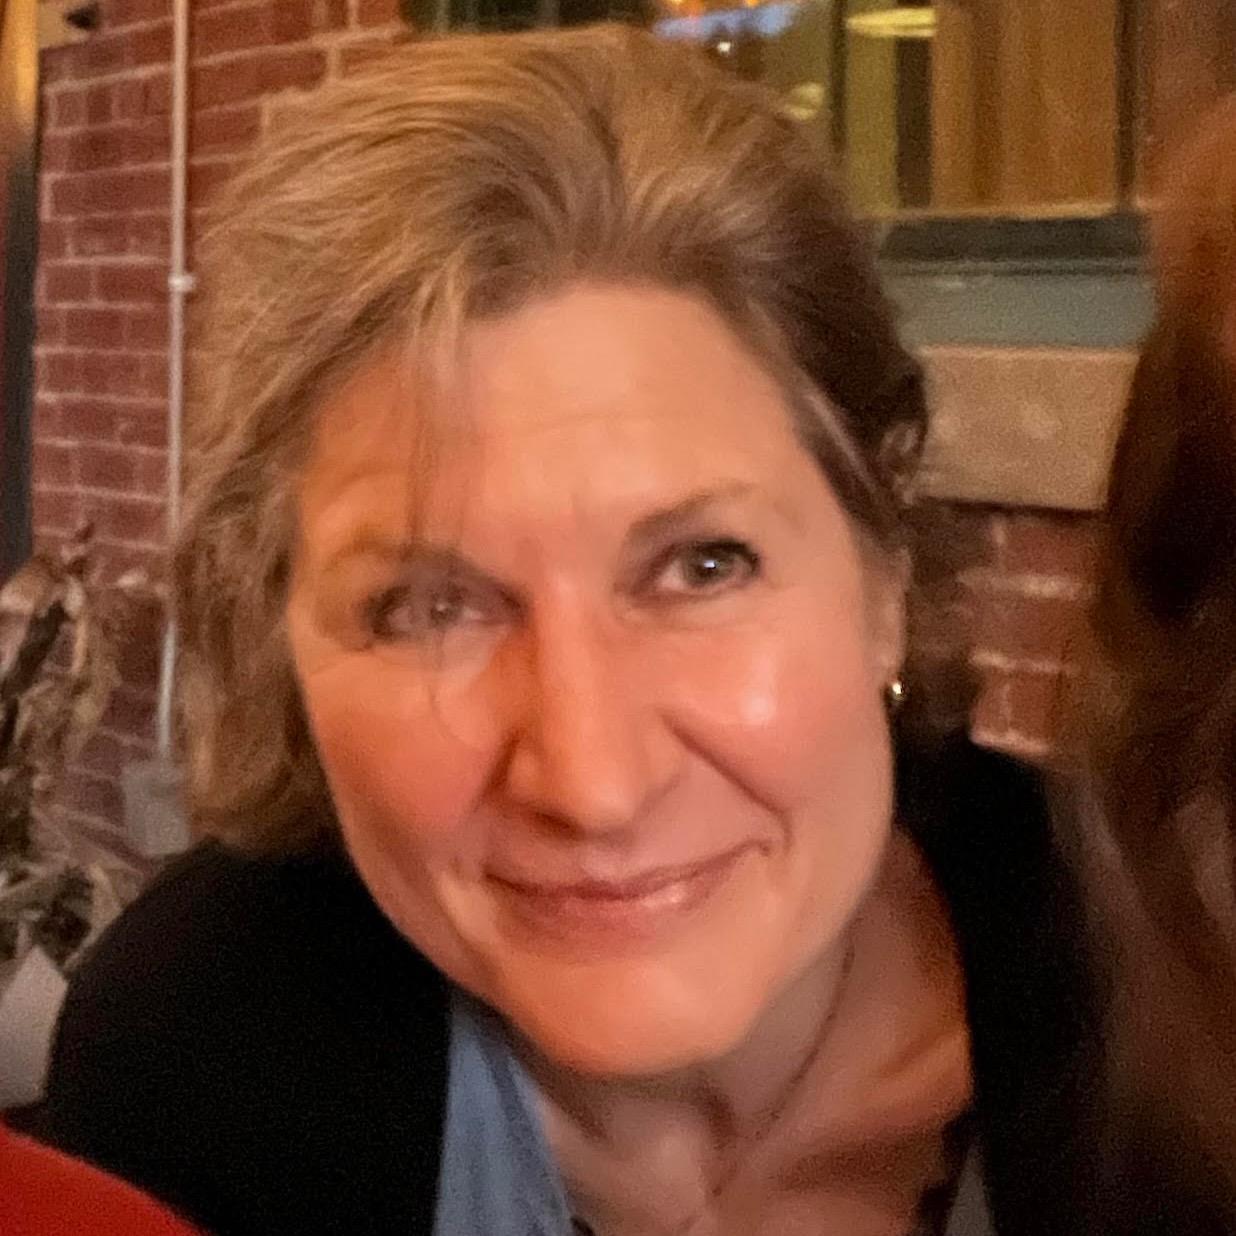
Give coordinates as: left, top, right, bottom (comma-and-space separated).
865, 546, 909, 687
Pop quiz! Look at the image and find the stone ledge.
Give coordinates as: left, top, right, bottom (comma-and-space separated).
919, 345, 1136, 511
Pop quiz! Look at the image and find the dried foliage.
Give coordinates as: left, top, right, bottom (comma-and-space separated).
0, 528, 148, 975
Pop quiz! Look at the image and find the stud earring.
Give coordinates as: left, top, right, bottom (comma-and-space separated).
885, 678, 906, 711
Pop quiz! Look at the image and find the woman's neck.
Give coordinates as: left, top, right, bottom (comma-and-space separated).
517, 833, 973, 1234
517, 910, 859, 1161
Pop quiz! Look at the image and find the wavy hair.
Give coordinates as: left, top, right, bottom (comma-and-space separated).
178, 24, 931, 850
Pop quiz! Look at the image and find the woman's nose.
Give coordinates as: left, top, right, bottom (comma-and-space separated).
501, 610, 681, 834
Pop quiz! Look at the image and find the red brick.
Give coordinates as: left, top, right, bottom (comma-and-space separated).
130, 306, 171, 349
90, 541, 167, 588
106, 0, 171, 26
37, 306, 67, 347
971, 588, 1088, 669
114, 402, 168, 448
81, 348, 159, 397
139, 353, 169, 398
96, 262, 166, 303
79, 349, 133, 396
113, 78, 143, 120
81, 490, 166, 543
194, 4, 274, 57
52, 167, 171, 216
340, 38, 398, 75
309, 0, 348, 32
57, 396, 119, 441
73, 36, 128, 79
194, 0, 345, 56
33, 396, 63, 438
69, 352, 169, 402
192, 47, 325, 106
37, 349, 84, 392
145, 73, 173, 115
65, 306, 128, 349
131, 21, 175, 63
122, 117, 171, 166
64, 119, 168, 173
972, 668, 1064, 756
33, 441, 76, 487
123, 306, 168, 348
191, 56, 258, 107
39, 220, 71, 260
257, 43, 329, 90
1005, 671, 1066, 749
85, 83, 114, 125
101, 683, 158, 738
33, 486, 85, 535
128, 213, 170, 258
114, 606, 165, 687
356, 0, 401, 25
73, 215, 132, 257
188, 158, 237, 206
79, 442, 139, 490
996, 513, 1100, 582
61, 770, 125, 823
40, 46, 78, 86
48, 88, 86, 130
41, 262, 94, 303
133, 449, 168, 494
41, 135, 72, 173
114, 72, 171, 120
190, 104, 262, 154
72, 23, 173, 80
78, 730, 144, 779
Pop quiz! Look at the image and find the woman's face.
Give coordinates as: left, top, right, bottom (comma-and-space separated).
287, 283, 904, 1075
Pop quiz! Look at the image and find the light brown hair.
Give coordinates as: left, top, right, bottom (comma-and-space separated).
179, 24, 930, 850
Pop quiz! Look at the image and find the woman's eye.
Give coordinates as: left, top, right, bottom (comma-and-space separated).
366, 581, 484, 642
649, 540, 760, 598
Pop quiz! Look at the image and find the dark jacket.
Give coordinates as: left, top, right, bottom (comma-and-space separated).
36, 738, 1101, 1236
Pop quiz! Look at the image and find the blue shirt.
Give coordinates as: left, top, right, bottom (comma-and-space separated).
433, 987, 995, 1236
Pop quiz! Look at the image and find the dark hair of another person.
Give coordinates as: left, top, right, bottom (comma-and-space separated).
1083, 95, 1236, 1221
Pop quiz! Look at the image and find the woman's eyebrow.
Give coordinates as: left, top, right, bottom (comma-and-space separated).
623, 482, 759, 549
320, 531, 467, 577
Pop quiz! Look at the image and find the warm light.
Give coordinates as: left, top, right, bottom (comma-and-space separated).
845, 6, 936, 39
716, 38, 733, 52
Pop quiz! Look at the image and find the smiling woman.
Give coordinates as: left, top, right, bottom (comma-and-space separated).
34, 24, 1100, 1236
288, 282, 900, 1078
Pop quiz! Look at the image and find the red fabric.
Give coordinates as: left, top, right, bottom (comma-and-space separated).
0, 1123, 200, 1234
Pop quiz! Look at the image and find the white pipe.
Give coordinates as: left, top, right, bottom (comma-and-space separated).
156, 0, 192, 759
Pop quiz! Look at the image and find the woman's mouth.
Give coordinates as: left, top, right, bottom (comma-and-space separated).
488, 847, 750, 954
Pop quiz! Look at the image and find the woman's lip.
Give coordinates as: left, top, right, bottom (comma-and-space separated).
490, 847, 748, 902
487, 846, 751, 951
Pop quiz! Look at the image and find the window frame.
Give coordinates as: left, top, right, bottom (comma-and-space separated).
864, 0, 1143, 265
1, 0, 38, 584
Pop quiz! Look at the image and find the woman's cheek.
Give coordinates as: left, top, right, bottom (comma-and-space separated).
659, 615, 881, 803
301, 655, 498, 843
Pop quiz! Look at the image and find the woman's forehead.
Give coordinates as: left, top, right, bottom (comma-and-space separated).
299, 283, 819, 527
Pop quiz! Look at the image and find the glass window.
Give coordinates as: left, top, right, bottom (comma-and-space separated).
415, 0, 1236, 228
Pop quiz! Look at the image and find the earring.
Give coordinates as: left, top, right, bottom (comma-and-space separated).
885, 678, 906, 711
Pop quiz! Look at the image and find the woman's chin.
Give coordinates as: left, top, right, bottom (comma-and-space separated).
502, 980, 761, 1077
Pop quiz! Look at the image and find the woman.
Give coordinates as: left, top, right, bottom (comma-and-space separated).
1074, 95, 1236, 1230
36, 26, 1093, 1236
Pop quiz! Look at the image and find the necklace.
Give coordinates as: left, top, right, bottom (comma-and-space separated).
571, 934, 858, 1236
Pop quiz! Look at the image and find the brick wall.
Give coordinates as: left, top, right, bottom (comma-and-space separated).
959, 509, 1096, 759
31, 2, 1105, 836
